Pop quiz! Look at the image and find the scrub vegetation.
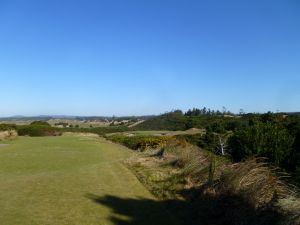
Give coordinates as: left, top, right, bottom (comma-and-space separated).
0, 108, 299, 225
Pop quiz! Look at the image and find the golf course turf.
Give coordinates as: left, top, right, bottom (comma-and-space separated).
0, 135, 179, 225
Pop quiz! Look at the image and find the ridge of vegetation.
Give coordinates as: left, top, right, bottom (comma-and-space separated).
115, 136, 300, 225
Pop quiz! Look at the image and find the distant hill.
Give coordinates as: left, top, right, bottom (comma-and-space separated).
0, 116, 53, 121
0, 115, 155, 121
133, 110, 235, 131
1, 110, 299, 130
134, 111, 189, 130
0, 115, 156, 129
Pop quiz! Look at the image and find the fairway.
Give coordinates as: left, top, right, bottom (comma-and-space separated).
0, 135, 179, 225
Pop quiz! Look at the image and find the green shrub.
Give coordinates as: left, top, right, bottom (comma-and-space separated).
0, 123, 17, 131
228, 121, 294, 166
175, 132, 222, 153
17, 125, 61, 137
30, 121, 51, 126
107, 135, 172, 151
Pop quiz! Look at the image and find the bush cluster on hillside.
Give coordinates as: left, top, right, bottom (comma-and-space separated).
0, 123, 17, 131
17, 125, 61, 137
226, 113, 300, 185
134, 108, 244, 131
30, 121, 51, 126
0, 124, 18, 141
107, 135, 173, 151
126, 141, 300, 225
228, 120, 294, 164
132, 109, 300, 185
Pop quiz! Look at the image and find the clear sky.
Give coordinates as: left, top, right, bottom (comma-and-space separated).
0, 0, 299, 116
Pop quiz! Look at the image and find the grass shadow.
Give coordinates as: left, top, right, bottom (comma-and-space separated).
86, 190, 285, 225
86, 194, 182, 225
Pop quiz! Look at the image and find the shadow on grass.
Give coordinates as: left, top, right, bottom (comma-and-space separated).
86, 190, 285, 225
176, 187, 284, 225
86, 194, 182, 225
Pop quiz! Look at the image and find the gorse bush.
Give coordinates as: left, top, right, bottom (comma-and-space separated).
0, 123, 17, 131
30, 121, 51, 126
17, 125, 61, 137
107, 135, 173, 151
228, 121, 294, 166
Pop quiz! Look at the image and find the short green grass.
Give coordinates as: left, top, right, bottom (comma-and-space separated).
0, 136, 179, 225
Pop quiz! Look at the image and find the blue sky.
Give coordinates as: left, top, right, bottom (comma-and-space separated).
0, 0, 299, 116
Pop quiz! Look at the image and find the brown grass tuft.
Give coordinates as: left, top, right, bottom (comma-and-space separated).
217, 158, 292, 208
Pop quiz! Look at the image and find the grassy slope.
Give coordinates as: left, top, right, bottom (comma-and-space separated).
0, 136, 179, 225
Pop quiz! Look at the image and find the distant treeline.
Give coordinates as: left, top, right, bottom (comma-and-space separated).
134, 108, 243, 131
0, 115, 154, 122
75, 115, 154, 122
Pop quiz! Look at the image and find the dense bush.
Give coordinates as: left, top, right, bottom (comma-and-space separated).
228, 120, 294, 166
176, 132, 220, 152
107, 135, 172, 151
134, 109, 246, 131
174, 112, 300, 185
127, 141, 300, 225
17, 125, 61, 137
0, 123, 17, 131
30, 121, 51, 126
